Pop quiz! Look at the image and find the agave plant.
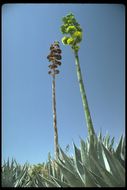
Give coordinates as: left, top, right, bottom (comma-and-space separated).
60, 13, 95, 137
2, 134, 125, 187
47, 41, 62, 159
2, 158, 30, 187
39, 134, 125, 187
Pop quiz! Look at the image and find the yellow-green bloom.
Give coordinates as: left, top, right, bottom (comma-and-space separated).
61, 36, 69, 45
72, 31, 82, 39
66, 25, 76, 33
67, 20, 72, 24
72, 31, 82, 43
67, 38, 74, 45
65, 24, 68, 28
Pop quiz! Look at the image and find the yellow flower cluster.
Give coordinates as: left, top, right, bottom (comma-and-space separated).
60, 13, 83, 52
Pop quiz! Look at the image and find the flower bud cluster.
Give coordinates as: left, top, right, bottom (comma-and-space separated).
60, 13, 83, 52
47, 41, 62, 75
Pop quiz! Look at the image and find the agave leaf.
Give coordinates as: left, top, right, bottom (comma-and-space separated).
114, 135, 125, 166
89, 134, 101, 175
73, 143, 81, 162
35, 173, 46, 187
101, 147, 111, 173
59, 147, 76, 174
14, 169, 27, 187
80, 138, 90, 168
49, 178, 61, 187
37, 180, 45, 187
50, 176, 70, 187
90, 154, 121, 187
115, 135, 123, 156
88, 170, 109, 187
122, 137, 125, 157
82, 164, 99, 187
74, 144, 98, 187
48, 162, 53, 176
102, 135, 106, 145
39, 175, 58, 187
73, 143, 85, 183
26, 177, 37, 187
101, 143, 125, 185
22, 179, 31, 187
98, 131, 102, 141
10, 158, 14, 170
74, 152, 98, 187
113, 158, 125, 184
7, 158, 10, 168
2, 160, 30, 187
105, 133, 110, 148
97, 141, 105, 169
56, 160, 84, 187
2, 160, 15, 187
109, 137, 115, 151
52, 163, 57, 178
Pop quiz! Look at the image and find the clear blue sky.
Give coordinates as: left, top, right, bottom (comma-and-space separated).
2, 4, 125, 165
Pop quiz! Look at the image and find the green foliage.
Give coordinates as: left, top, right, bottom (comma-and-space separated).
2, 159, 30, 187
38, 134, 125, 187
60, 13, 83, 52
2, 134, 125, 187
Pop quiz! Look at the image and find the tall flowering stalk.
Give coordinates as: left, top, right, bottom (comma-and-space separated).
60, 13, 95, 136
47, 41, 62, 159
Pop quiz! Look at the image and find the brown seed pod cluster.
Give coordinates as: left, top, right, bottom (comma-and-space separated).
47, 41, 62, 75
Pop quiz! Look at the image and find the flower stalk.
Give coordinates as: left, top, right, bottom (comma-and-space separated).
47, 41, 62, 159
74, 51, 95, 136
60, 13, 95, 136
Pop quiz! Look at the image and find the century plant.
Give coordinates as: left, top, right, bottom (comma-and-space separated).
60, 13, 95, 137
47, 41, 62, 159
39, 134, 125, 187
2, 134, 125, 187
2, 159, 30, 187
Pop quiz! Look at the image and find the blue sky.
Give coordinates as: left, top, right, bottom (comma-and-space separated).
2, 4, 125, 165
